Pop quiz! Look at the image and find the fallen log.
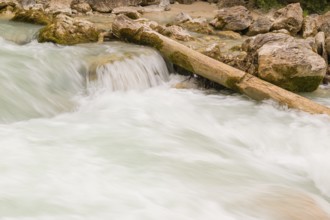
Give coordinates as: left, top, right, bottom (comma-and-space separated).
112, 15, 330, 116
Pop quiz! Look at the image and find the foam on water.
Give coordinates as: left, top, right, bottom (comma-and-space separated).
87, 49, 169, 92
1, 20, 330, 220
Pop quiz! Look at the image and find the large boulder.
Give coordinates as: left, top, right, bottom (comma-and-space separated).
271, 3, 303, 35
87, 0, 142, 13
38, 14, 101, 45
210, 6, 253, 31
243, 33, 327, 92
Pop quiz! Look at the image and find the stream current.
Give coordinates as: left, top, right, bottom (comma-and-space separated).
1, 18, 330, 220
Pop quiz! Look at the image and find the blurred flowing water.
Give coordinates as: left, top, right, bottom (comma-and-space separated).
1, 19, 330, 220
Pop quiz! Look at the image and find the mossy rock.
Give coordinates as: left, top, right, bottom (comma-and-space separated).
257, 43, 327, 92
11, 9, 52, 25
38, 24, 100, 45
38, 15, 101, 45
274, 76, 324, 92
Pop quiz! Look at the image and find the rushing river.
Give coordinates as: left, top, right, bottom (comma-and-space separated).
1, 18, 330, 220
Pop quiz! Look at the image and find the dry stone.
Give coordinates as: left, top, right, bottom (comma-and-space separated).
271, 3, 303, 35
211, 6, 253, 31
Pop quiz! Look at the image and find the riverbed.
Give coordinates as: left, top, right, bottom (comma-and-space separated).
1, 18, 330, 220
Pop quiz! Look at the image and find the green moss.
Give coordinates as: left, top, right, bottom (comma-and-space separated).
11, 9, 51, 25
169, 52, 194, 73
298, 0, 328, 14
274, 76, 323, 92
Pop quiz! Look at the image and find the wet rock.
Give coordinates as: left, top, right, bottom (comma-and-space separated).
247, 17, 272, 36
211, 6, 253, 31
302, 15, 318, 38
243, 33, 326, 92
271, 3, 303, 35
38, 14, 101, 45
258, 44, 326, 92
11, 9, 52, 25
173, 78, 199, 90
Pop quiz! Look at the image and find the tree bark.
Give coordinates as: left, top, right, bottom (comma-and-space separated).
112, 15, 330, 116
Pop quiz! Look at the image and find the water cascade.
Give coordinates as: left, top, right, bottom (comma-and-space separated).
87, 50, 169, 92
1, 18, 330, 220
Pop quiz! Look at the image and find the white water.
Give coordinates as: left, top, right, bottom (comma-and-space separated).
1, 19, 330, 220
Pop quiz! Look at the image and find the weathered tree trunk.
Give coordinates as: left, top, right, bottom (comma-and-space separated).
112, 15, 330, 116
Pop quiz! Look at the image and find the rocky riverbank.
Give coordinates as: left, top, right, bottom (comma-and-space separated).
1, 0, 330, 93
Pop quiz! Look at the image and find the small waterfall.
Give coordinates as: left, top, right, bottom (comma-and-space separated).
87, 49, 170, 92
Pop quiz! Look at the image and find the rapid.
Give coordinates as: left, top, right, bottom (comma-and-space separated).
1, 18, 330, 220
